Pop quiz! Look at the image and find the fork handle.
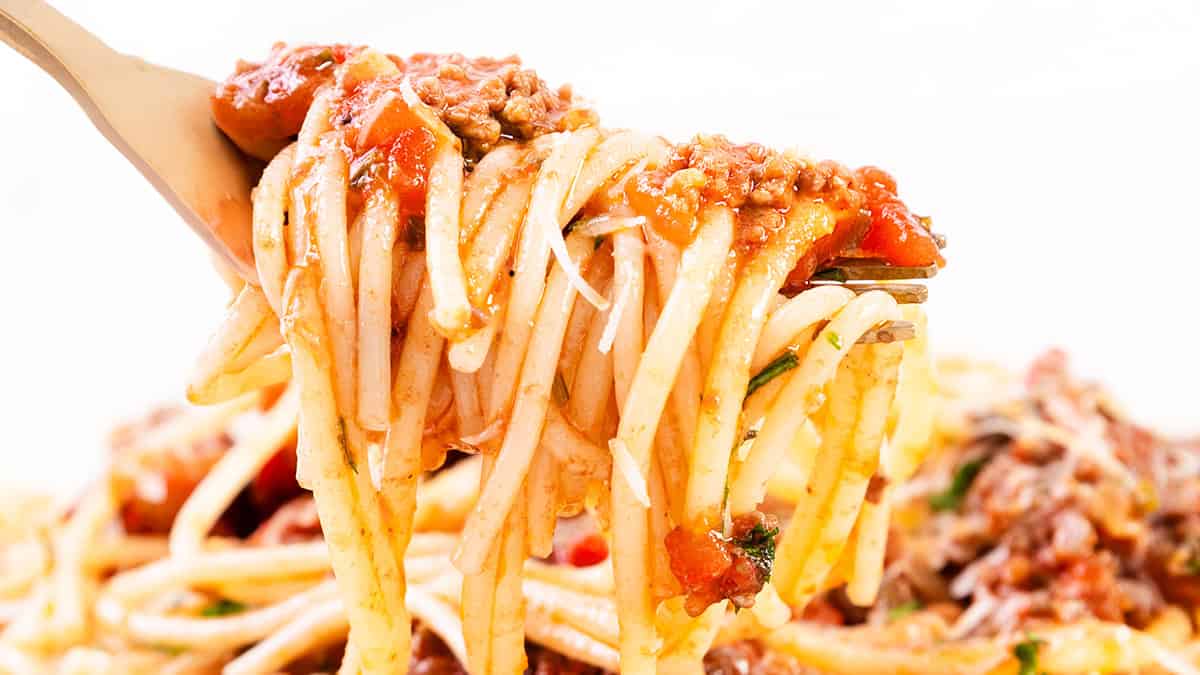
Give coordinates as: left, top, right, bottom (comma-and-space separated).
0, 0, 125, 124
1, 0, 260, 283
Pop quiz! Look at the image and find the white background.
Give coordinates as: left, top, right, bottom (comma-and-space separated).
1, 0, 1197, 492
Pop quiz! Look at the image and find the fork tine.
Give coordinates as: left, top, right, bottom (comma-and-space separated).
858, 320, 915, 344
810, 282, 928, 304
814, 258, 939, 282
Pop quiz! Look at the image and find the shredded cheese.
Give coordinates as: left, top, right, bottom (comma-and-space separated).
608, 439, 650, 508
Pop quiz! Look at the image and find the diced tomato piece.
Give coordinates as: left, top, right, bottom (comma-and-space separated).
854, 166, 943, 268
564, 532, 609, 567
340, 78, 437, 217
665, 527, 733, 587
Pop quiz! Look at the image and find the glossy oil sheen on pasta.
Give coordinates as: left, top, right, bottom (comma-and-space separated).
0, 43, 952, 675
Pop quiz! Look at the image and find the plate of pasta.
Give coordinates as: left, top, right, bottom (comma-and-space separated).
2, 35, 1198, 675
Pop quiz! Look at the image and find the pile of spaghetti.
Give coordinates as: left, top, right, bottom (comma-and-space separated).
763, 352, 1200, 675
0, 43, 947, 674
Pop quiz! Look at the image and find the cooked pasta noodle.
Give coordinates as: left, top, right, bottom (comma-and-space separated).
0, 41, 966, 675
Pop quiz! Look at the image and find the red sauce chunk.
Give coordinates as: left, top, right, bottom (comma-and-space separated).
212, 43, 354, 160
853, 166, 944, 268
665, 511, 780, 616
558, 532, 610, 567
335, 76, 438, 218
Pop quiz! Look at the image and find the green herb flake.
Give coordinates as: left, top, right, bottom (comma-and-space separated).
928, 457, 987, 511
733, 523, 780, 583
826, 331, 843, 350
201, 598, 246, 618
1013, 634, 1045, 675
887, 599, 923, 621
746, 352, 799, 399
338, 418, 356, 473
594, 235, 605, 251
1186, 550, 1200, 575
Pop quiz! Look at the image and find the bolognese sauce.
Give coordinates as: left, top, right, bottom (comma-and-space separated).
626, 136, 938, 290
215, 48, 936, 294
213, 45, 584, 163
208, 43, 947, 644
212, 43, 355, 160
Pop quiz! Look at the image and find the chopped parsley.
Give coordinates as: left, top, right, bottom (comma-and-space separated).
887, 599, 923, 621
734, 523, 780, 583
338, 418, 356, 473
928, 457, 987, 511
826, 331, 843, 350
594, 235, 605, 251
746, 352, 798, 399
1012, 634, 1045, 675
201, 598, 246, 617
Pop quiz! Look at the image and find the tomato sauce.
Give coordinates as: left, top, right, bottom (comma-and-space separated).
336, 76, 438, 218
665, 511, 779, 616
556, 532, 610, 567
624, 137, 942, 283
212, 43, 355, 160
853, 166, 944, 268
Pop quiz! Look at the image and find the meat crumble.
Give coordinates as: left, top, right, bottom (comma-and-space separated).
809, 350, 1200, 639
404, 53, 586, 159
213, 44, 587, 162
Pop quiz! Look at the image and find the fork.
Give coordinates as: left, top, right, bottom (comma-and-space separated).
0, 0, 257, 282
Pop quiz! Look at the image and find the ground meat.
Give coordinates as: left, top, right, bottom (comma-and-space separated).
666, 512, 779, 616
626, 136, 865, 250
214, 45, 586, 163
1147, 512, 1200, 607
856, 352, 1195, 637
404, 54, 588, 159
623, 136, 937, 288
